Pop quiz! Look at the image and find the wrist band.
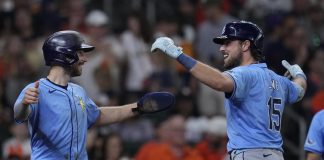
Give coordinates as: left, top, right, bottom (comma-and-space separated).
177, 54, 197, 70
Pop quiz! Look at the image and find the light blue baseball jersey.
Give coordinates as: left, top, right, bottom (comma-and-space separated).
224, 63, 299, 152
14, 78, 100, 160
304, 110, 324, 159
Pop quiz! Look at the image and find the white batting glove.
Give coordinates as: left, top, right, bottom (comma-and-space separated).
282, 60, 306, 80
151, 37, 183, 59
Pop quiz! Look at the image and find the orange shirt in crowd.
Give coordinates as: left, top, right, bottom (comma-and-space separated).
135, 141, 203, 160
195, 140, 227, 160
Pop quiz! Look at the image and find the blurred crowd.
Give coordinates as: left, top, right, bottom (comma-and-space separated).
0, 0, 323, 159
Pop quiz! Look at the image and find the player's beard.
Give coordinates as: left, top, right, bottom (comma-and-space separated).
69, 63, 82, 77
224, 51, 242, 70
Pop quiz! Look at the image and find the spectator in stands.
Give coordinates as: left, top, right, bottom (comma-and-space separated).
120, 11, 153, 98
103, 133, 130, 160
309, 46, 324, 113
73, 9, 123, 106
2, 123, 31, 160
196, 116, 228, 160
135, 114, 203, 160
195, 0, 236, 117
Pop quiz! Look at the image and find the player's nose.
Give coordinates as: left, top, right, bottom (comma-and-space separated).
219, 45, 225, 53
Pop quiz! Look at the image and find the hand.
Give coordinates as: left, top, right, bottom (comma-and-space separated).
151, 37, 183, 59
133, 92, 175, 114
22, 81, 39, 106
282, 60, 306, 80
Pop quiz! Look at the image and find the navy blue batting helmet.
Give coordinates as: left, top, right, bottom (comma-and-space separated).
42, 30, 94, 66
213, 21, 264, 53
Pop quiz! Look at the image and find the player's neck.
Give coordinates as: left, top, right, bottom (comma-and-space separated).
47, 66, 71, 86
241, 54, 258, 66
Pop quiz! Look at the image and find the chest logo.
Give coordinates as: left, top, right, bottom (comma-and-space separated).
76, 96, 86, 111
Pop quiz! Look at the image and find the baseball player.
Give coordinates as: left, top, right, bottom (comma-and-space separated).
151, 21, 307, 160
304, 110, 324, 160
13, 30, 175, 160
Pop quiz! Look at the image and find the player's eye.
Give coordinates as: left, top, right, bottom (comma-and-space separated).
223, 40, 232, 45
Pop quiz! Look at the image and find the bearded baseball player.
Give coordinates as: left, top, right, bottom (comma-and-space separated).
13, 30, 174, 160
151, 21, 307, 160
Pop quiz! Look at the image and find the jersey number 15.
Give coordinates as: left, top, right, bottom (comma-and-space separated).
267, 97, 282, 132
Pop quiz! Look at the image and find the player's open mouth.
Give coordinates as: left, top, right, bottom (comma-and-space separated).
224, 54, 229, 60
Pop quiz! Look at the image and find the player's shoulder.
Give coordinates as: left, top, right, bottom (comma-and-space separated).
227, 64, 260, 75
228, 65, 248, 73
313, 110, 324, 121
69, 82, 89, 94
233, 63, 266, 71
266, 68, 289, 82
68, 82, 84, 90
22, 79, 42, 90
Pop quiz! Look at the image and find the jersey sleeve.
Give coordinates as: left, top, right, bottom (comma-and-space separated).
282, 78, 299, 104
224, 67, 252, 100
304, 111, 324, 154
85, 95, 100, 128
14, 83, 37, 123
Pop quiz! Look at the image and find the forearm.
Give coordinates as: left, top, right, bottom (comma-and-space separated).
189, 61, 233, 92
97, 103, 138, 125
292, 77, 307, 101
13, 102, 31, 122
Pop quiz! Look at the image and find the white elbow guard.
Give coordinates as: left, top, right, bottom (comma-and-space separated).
293, 82, 305, 102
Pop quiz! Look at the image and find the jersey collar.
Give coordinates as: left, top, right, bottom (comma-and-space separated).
250, 63, 267, 68
40, 78, 72, 93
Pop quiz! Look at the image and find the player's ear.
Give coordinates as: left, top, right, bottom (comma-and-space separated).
241, 40, 250, 52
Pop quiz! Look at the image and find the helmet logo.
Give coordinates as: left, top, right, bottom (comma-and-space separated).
221, 26, 226, 35
229, 26, 236, 36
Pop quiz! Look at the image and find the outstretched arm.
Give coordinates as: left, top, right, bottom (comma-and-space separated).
151, 37, 234, 93
97, 103, 138, 125
189, 61, 233, 93
95, 92, 174, 125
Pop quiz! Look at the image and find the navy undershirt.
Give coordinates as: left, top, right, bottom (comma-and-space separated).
46, 78, 68, 90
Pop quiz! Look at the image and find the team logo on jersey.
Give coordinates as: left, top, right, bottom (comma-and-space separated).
76, 95, 85, 111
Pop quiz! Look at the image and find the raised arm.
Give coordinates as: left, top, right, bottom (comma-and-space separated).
282, 60, 307, 101
151, 37, 234, 93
